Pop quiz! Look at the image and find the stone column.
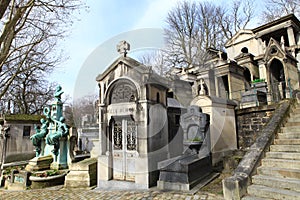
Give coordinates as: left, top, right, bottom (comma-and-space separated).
215, 77, 219, 97
100, 83, 105, 104
258, 60, 266, 80
98, 105, 106, 155
287, 26, 296, 46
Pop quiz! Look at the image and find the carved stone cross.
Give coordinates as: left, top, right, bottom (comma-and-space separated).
117, 40, 130, 57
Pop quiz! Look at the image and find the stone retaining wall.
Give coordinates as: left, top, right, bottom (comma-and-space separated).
236, 104, 277, 149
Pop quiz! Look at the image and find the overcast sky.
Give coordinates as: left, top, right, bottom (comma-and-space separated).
51, 0, 261, 98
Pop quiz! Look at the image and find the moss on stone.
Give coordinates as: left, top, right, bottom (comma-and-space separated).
2, 114, 44, 122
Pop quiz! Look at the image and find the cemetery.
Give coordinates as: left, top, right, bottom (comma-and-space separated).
1, 13, 300, 200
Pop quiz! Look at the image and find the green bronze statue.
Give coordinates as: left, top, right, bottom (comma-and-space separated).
46, 116, 69, 156
54, 85, 64, 102
30, 118, 49, 157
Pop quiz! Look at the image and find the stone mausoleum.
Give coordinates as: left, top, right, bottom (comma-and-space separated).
95, 14, 300, 189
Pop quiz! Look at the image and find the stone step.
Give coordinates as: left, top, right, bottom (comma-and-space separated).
292, 109, 300, 115
270, 144, 300, 152
290, 110, 300, 118
242, 196, 269, 200
266, 152, 300, 160
247, 184, 300, 199
287, 116, 300, 122
262, 158, 300, 169
281, 127, 300, 133
257, 166, 300, 179
277, 132, 300, 139
252, 175, 300, 192
274, 139, 300, 145
285, 122, 300, 127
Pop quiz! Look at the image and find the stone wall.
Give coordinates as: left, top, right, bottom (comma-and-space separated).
236, 104, 277, 149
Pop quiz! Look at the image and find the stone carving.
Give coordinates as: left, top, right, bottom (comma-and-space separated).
199, 79, 207, 95
157, 105, 212, 191
180, 106, 208, 147
117, 40, 130, 57
111, 83, 136, 104
30, 118, 49, 157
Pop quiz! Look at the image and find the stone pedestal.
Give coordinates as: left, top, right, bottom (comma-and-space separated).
240, 90, 267, 109
64, 158, 97, 188
25, 155, 53, 171
43, 137, 69, 170
240, 82, 267, 109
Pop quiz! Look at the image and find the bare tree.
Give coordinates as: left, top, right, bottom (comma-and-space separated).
6, 70, 56, 114
164, 1, 200, 68
260, 0, 300, 23
138, 50, 170, 76
216, 0, 254, 41
163, 0, 254, 69
0, 0, 85, 113
72, 94, 98, 128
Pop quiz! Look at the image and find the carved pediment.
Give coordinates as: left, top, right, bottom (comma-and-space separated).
96, 56, 149, 82
264, 38, 286, 62
225, 29, 255, 47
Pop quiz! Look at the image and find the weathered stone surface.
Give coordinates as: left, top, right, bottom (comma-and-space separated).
223, 100, 291, 200
25, 155, 53, 171
236, 104, 276, 149
157, 154, 212, 191
240, 90, 267, 109
30, 172, 67, 189
64, 158, 97, 188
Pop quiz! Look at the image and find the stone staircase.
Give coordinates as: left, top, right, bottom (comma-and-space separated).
243, 105, 300, 200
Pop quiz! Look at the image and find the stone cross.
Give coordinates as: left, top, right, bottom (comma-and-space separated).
117, 40, 130, 57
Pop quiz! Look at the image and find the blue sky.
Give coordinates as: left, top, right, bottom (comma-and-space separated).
51, 0, 261, 99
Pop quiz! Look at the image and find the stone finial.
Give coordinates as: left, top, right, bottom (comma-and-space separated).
117, 40, 130, 57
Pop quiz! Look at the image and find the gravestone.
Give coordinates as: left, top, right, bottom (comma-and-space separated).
180, 106, 209, 153
6, 169, 31, 190
157, 106, 213, 191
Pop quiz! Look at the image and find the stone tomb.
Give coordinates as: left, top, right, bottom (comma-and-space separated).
96, 41, 170, 189
191, 96, 237, 165
157, 106, 212, 191
240, 82, 268, 109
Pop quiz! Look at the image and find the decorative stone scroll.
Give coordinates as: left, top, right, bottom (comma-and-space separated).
110, 83, 136, 104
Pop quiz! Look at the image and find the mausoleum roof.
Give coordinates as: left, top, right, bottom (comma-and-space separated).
0, 114, 43, 123
96, 56, 149, 81
252, 14, 300, 33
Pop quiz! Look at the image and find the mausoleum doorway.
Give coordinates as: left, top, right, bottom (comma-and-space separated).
269, 58, 286, 101
110, 116, 137, 181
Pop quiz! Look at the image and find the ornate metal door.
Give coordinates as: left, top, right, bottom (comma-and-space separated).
112, 118, 137, 181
